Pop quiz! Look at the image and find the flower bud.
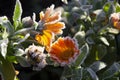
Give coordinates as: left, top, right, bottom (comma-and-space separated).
25, 44, 47, 71
22, 17, 34, 28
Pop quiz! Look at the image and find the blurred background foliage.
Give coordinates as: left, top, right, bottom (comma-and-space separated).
0, 0, 120, 80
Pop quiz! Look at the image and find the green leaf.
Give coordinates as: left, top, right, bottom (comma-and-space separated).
2, 28, 9, 39
86, 37, 95, 45
102, 62, 120, 79
93, 9, 106, 21
115, 2, 120, 12
71, 68, 83, 80
89, 61, 106, 72
0, 58, 17, 80
95, 44, 107, 60
15, 48, 25, 56
61, 0, 68, 4
74, 43, 89, 67
99, 36, 109, 46
13, 0, 22, 29
60, 66, 72, 80
103, 2, 115, 15
0, 38, 9, 58
0, 16, 14, 36
87, 68, 99, 80
74, 31, 85, 48
107, 27, 119, 34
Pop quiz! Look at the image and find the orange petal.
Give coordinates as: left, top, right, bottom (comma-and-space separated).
46, 12, 61, 23
35, 30, 53, 50
114, 22, 120, 30
42, 5, 54, 22
64, 37, 76, 48
44, 22, 65, 34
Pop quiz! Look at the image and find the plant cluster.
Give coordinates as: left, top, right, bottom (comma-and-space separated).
0, 0, 120, 80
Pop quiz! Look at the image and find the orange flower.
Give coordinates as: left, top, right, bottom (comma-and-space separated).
110, 13, 120, 30
35, 30, 53, 51
49, 37, 80, 66
35, 4, 65, 50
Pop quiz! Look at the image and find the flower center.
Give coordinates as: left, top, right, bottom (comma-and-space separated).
60, 48, 74, 61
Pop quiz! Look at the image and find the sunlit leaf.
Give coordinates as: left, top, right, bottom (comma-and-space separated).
13, 0, 22, 29
99, 36, 109, 46
115, 2, 120, 12
107, 27, 119, 34
15, 48, 25, 56
2, 28, 9, 39
62, 0, 68, 4
89, 61, 106, 72
0, 38, 9, 58
0, 16, 14, 36
103, 2, 115, 15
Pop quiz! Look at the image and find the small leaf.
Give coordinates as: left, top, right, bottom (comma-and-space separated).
107, 27, 119, 34
13, 0, 22, 29
86, 37, 95, 45
99, 36, 109, 46
87, 68, 99, 80
2, 28, 9, 39
61, 0, 68, 4
93, 9, 105, 21
103, 2, 111, 12
15, 48, 25, 56
74, 31, 85, 48
0, 16, 14, 35
103, 2, 115, 15
115, 2, 120, 12
74, 43, 89, 66
102, 62, 120, 79
89, 61, 106, 72
14, 33, 30, 45
16, 56, 31, 67
80, 5, 93, 11
0, 38, 9, 58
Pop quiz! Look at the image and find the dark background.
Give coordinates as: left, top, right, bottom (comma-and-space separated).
0, 0, 64, 21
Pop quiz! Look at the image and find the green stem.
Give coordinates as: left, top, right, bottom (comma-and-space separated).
0, 56, 16, 80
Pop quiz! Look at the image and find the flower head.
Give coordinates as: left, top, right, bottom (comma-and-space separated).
110, 13, 120, 30
49, 37, 80, 66
35, 4, 65, 50
25, 44, 47, 71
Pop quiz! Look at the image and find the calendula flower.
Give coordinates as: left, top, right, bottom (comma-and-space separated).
25, 44, 47, 71
49, 37, 80, 66
35, 4, 65, 51
110, 13, 120, 30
